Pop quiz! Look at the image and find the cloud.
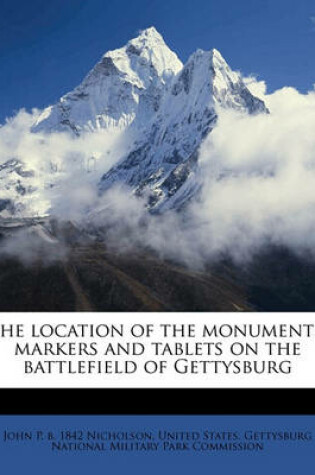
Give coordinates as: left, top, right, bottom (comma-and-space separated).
243, 75, 267, 100
185, 85, 315, 263
0, 109, 132, 218
87, 84, 315, 268
0, 226, 68, 265
3, 81, 315, 268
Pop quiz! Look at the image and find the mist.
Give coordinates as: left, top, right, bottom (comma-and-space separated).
192, 83, 315, 263
0, 109, 132, 218
2, 79, 315, 268
82, 81, 315, 268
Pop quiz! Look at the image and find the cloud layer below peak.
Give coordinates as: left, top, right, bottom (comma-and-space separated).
2, 76, 315, 267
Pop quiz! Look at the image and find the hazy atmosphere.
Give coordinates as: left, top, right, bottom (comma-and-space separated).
1, 73, 315, 267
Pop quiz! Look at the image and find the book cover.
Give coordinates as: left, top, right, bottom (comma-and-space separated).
1, 0, 314, 473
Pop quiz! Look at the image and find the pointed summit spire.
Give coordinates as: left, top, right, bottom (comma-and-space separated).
126, 26, 167, 53
122, 26, 183, 78
137, 26, 164, 39
126, 26, 166, 51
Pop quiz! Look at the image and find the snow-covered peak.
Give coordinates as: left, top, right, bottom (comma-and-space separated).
126, 26, 168, 52
133, 26, 164, 41
100, 27, 183, 90
124, 27, 183, 77
33, 27, 182, 134
171, 47, 267, 114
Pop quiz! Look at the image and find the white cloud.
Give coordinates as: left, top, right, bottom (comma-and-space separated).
3, 81, 315, 267
93, 84, 315, 267
243, 75, 267, 100
186, 85, 315, 262
0, 109, 132, 218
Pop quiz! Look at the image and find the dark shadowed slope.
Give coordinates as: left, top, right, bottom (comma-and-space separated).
2, 221, 315, 312
0, 242, 250, 312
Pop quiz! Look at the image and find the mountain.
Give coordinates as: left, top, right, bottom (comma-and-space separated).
33, 27, 183, 134
1, 27, 268, 218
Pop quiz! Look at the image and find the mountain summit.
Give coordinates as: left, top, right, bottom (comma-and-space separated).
33, 27, 183, 134
2, 28, 268, 217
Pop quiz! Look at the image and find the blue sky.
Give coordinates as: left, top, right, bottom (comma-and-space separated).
1, 0, 315, 122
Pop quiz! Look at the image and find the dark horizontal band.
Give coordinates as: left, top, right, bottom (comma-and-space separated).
0, 388, 314, 415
